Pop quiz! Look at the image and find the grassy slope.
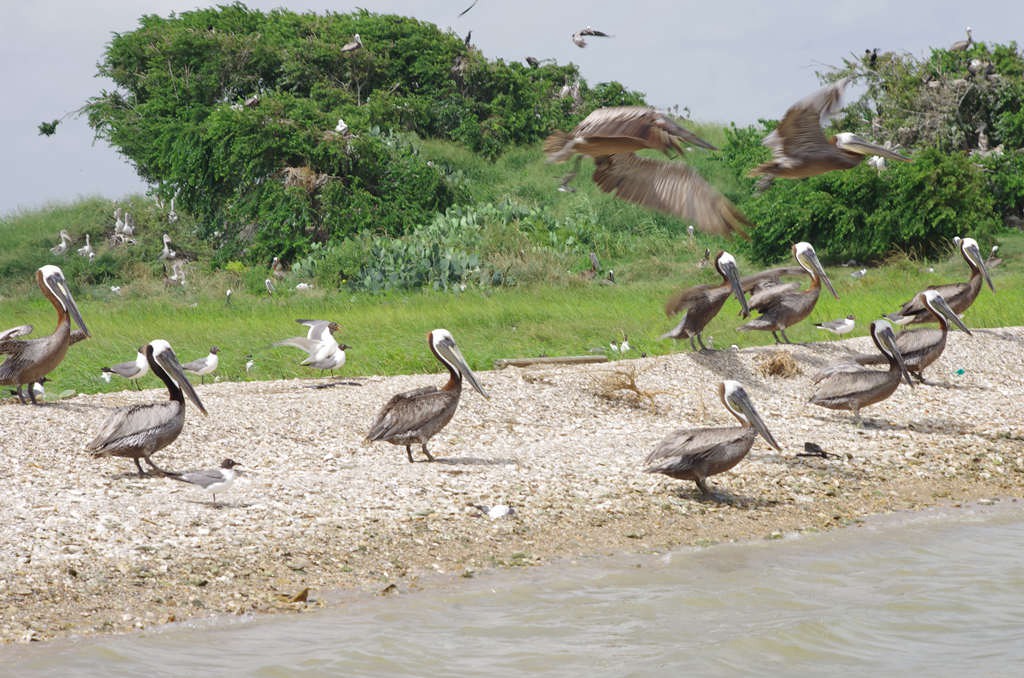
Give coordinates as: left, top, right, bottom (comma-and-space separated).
1, 136, 1021, 397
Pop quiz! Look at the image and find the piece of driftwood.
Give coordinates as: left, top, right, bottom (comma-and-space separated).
494, 355, 609, 369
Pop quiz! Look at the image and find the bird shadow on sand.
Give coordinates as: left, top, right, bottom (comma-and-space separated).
673, 487, 781, 509
183, 499, 251, 509
434, 456, 518, 467
307, 380, 363, 389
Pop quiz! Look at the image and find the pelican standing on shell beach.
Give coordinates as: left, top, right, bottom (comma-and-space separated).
643, 381, 781, 498
0, 265, 90, 404
661, 250, 749, 351
809, 320, 913, 425
366, 329, 489, 462
87, 340, 208, 476
737, 242, 839, 344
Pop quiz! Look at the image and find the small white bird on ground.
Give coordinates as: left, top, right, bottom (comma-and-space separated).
172, 458, 241, 505
100, 347, 149, 389
815, 314, 856, 335
181, 346, 220, 383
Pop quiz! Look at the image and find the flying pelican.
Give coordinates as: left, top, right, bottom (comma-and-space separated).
171, 458, 240, 505
856, 290, 969, 382
737, 242, 839, 343
87, 340, 208, 476
50, 230, 71, 256
182, 346, 220, 383
643, 381, 781, 498
886, 237, 994, 325
0, 266, 90, 404
815, 314, 856, 336
341, 33, 362, 53
366, 329, 488, 462
459, 0, 478, 17
76, 234, 94, 258
661, 251, 749, 351
571, 26, 611, 48
809, 320, 913, 424
748, 78, 909, 190
951, 26, 973, 51
100, 347, 149, 389
275, 320, 349, 376
544, 107, 753, 237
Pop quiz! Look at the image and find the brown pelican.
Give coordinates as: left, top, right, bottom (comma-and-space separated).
856, 290, 970, 381
643, 381, 781, 498
737, 242, 839, 344
271, 256, 286, 279
951, 26, 973, 51
815, 314, 856, 335
0, 265, 90, 403
571, 26, 611, 48
341, 33, 363, 53
100, 347, 149, 389
171, 458, 240, 505
544, 107, 752, 237
50, 230, 71, 256
749, 78, 909, 190
366, 329, 488, 462
182, 346, 220, 383
275, 320, 349, 375
661, 251, 749, 351
887, 237, 994, 325
809, 320, 913, 424
87, 339, 208, 476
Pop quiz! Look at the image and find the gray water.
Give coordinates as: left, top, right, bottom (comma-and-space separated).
5, 502, 1024, 677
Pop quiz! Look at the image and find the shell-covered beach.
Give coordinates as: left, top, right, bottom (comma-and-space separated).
2, 328, 1022, 644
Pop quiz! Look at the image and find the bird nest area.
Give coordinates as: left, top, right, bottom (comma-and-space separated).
591, 364, 670, 411
755, 350, 802, 378
281, 165, 332, 193
1, 329, 1023, 644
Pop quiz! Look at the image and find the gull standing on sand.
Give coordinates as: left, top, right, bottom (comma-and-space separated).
171, 458, 241, 505
275, 319, 349, 376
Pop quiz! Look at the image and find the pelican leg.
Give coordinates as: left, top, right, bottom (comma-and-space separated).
694, 477, 711, 496
421, 444, 435, 462
406, 445, 415, 463
771, 331, 783, 344
688, 336, 698, 352
133, 457, 147, 476
143, 455, 177, 477
780, 329, 793, 344
696, 333, 710, 352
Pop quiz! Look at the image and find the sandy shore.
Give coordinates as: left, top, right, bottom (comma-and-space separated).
1, 327, 1023, 644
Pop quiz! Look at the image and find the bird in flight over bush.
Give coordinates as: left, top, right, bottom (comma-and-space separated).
545, 107, 752, 238
748, 78, 909, 190
571, 26, 612, 48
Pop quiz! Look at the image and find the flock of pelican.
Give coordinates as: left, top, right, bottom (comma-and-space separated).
0, 43, 1001, 502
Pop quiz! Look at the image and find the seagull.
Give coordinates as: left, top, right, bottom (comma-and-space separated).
335, 118, 349, 135
181, 346, 219, 384
225, 289, 233, 305
264, 278, 275, 295
341, 33, 362, 53
244, 354, 255, 374
815, 314, 856, 335
171, 458, 241, 505
275, 319, 350, 376
850, 268, 867, 279
100, 347, 149, 390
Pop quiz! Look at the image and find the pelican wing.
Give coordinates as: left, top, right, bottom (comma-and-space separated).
810, 367, 893, 401
768, 78, 849, 162
592, 154, 751, 237
664, 283, 719, 316
739, 267, 807, 294
746, 281, 802, 309
644, 427, 742, 473
366, 386, 450, 441
86, 401, 184, 455
0, 324, 33, 341
569, 107, 716, 155
895, 281, 970, 317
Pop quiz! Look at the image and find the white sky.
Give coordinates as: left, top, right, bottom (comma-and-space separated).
2, 0, 1019, 214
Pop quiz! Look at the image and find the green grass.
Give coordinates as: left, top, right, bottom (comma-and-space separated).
2, 231, 1021, 397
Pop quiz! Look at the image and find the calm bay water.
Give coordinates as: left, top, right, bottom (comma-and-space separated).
5, 502, 1024, 677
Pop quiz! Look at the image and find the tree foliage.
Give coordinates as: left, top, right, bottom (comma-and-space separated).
85, 3, 644, 264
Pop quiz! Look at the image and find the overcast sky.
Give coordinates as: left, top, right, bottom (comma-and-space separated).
2, 1, 1021, 215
